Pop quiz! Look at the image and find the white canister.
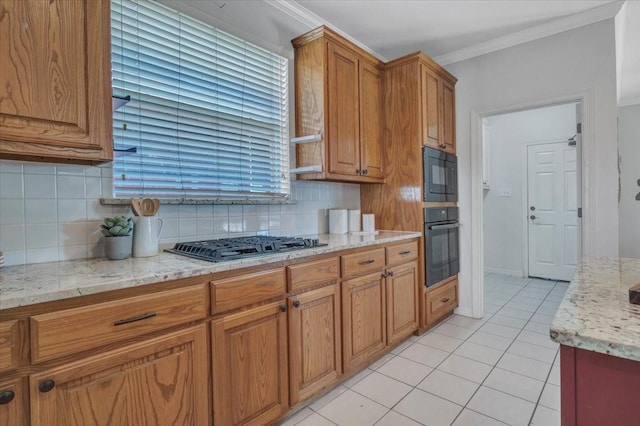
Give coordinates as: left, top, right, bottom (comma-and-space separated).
329, 209, 348, 234
348, 209, 361, 232
362, 214, 376, 233
133, 216, 164, 257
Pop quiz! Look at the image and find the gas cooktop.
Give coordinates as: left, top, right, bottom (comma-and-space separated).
166, 236, 326, 262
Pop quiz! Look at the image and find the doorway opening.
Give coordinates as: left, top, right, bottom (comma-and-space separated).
481, 102, 582, 282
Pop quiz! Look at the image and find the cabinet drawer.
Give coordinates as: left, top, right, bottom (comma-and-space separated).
425, 277, 458, 326
211, 268, 286, 314
386, 241, 418, 265
0, 320, 19, 371
287, 257, 339, 292
341, 248, 385, 278
30, 284, 208, 363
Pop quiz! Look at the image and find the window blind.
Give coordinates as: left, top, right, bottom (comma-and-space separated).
110, 0, 289, 199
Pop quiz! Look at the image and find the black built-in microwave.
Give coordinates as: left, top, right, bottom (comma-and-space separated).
423, 147, 458, 202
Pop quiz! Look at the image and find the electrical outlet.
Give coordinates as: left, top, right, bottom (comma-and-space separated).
498, 189, 512, 197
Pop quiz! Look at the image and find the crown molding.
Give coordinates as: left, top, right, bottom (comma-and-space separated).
618, 96, 640, 107
434, 1, 624, 66
266, 0, 388, 62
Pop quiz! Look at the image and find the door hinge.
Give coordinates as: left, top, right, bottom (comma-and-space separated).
577, 123, 582, 134
568, 140, 577, 146
578, 207, 582, 218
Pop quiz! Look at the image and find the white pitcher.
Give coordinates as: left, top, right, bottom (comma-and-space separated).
133, 217, 163, 257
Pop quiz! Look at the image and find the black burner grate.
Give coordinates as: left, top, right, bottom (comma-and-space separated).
166, 236, 325, 262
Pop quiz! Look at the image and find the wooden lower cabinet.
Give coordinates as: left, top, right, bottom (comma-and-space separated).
424, 276, 458, 327
212, 301, 289, 426
342, 272, 386, 373
288, 284, 341, 406
386, 261, 419, 345
29, 325, 209, 426
0, 377, 28, 426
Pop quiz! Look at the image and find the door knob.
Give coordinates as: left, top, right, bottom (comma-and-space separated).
530, 215, 536, 220
530, 206, 536, 211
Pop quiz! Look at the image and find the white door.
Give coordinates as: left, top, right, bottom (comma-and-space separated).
527, 142, 578, 281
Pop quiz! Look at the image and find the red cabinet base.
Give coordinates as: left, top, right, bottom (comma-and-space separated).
560, 345, 640, 426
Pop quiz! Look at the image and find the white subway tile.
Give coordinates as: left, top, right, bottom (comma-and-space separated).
196, 218, 214, 235
23, 163, 55, 175
58, 222, 87, 246
257, 215, 269, 231
243, 215, 258, 232
0, 173, 24, 198
213, 205, 228, 216
0, 199, 25, 224
25, 199, 58, 224
228, 205, 243, 216
0, 161, 23, 174
196, 205, 213, 217
85, 177, 102, 198
24, 174, 56, 198
178, 218, 197, 238
56, 165, 85, 175
86, 199, 112, 220
228, 216, 243, 233
0, 224, 26, 250
56, 175, 86, 198
26, 224, 58, 249
85, 166, 102, 177
86, 221, 103, 245
160, 219, 178, 239
2, 249, 25, 266
242, 205, 257, 215
159, 204, 179, 219
58, 245, 88, 261
57, 199, 87, 222
101, 177, 114, 197
179, 205, 197, 218
26, 247, 59, 264
213, 216, 228, 233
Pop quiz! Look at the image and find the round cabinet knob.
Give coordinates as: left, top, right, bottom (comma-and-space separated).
292, 300, 300, 308
38, 379, 56, 393
279, 304, 287, 313
0, 390, 15, 405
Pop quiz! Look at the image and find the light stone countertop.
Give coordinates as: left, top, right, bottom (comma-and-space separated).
550, 256, 640, 362
0, 231, 421, 311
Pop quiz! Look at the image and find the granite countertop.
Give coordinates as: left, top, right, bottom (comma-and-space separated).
550, 257, 640, 362
0, 231, 421, 311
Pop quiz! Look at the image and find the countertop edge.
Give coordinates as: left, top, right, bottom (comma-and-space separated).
0, 231, 422, 311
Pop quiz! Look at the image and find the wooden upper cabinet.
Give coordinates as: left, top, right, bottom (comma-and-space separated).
292, 26, 384, 183
0, 0, 113, 164
419, 61, 457, 154
327, 42, 360, 176
441, 78, 456, 154
29, 325, 209, 426
359, 61, 384, 179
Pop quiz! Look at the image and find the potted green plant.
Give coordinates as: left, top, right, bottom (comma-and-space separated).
101, 216, 133, 260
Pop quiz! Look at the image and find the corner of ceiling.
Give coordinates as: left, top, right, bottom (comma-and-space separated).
434, 1, 624, 66
265, 0, 388, 62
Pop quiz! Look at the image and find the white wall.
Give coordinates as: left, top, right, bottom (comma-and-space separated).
618, 104, 640, 258
0, 160, 359, 266
445, 20, 618, 315
483, 103, 577, 275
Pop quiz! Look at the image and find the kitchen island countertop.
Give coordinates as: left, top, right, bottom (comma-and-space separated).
550, 256, 640, 362
0, 231, 421, 310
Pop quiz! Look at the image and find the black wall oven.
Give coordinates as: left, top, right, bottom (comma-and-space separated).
425, 207, 459, 287
423, 147, 458, 202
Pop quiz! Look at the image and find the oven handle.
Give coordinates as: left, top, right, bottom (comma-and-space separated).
428, 223, 460, 231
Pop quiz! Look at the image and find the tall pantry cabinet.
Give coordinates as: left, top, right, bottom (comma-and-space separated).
361, 52, 458, 331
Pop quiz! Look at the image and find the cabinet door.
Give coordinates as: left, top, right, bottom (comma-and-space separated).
0, 0, 113, 163
30, 325, 209, 426
327, 42, 360, 176
0, 377, 28, 426
386, 261, 419, 345
422, 67, 441, 149
359, 61, 384, 180
342, 272, 386, 373
289, 284, 341, 406
212, 301, 288, 426
441, 79, 456, 154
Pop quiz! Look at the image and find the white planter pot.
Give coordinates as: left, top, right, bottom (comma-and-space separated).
104, 235, 132, 260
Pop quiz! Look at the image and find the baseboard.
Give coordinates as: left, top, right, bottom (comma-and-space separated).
484, 267, 524, 277
453, 306, 474, 318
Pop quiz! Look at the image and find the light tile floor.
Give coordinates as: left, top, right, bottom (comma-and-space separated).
281, 273, 568, 426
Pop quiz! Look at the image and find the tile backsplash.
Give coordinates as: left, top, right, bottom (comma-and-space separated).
0, 160, 360, 266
